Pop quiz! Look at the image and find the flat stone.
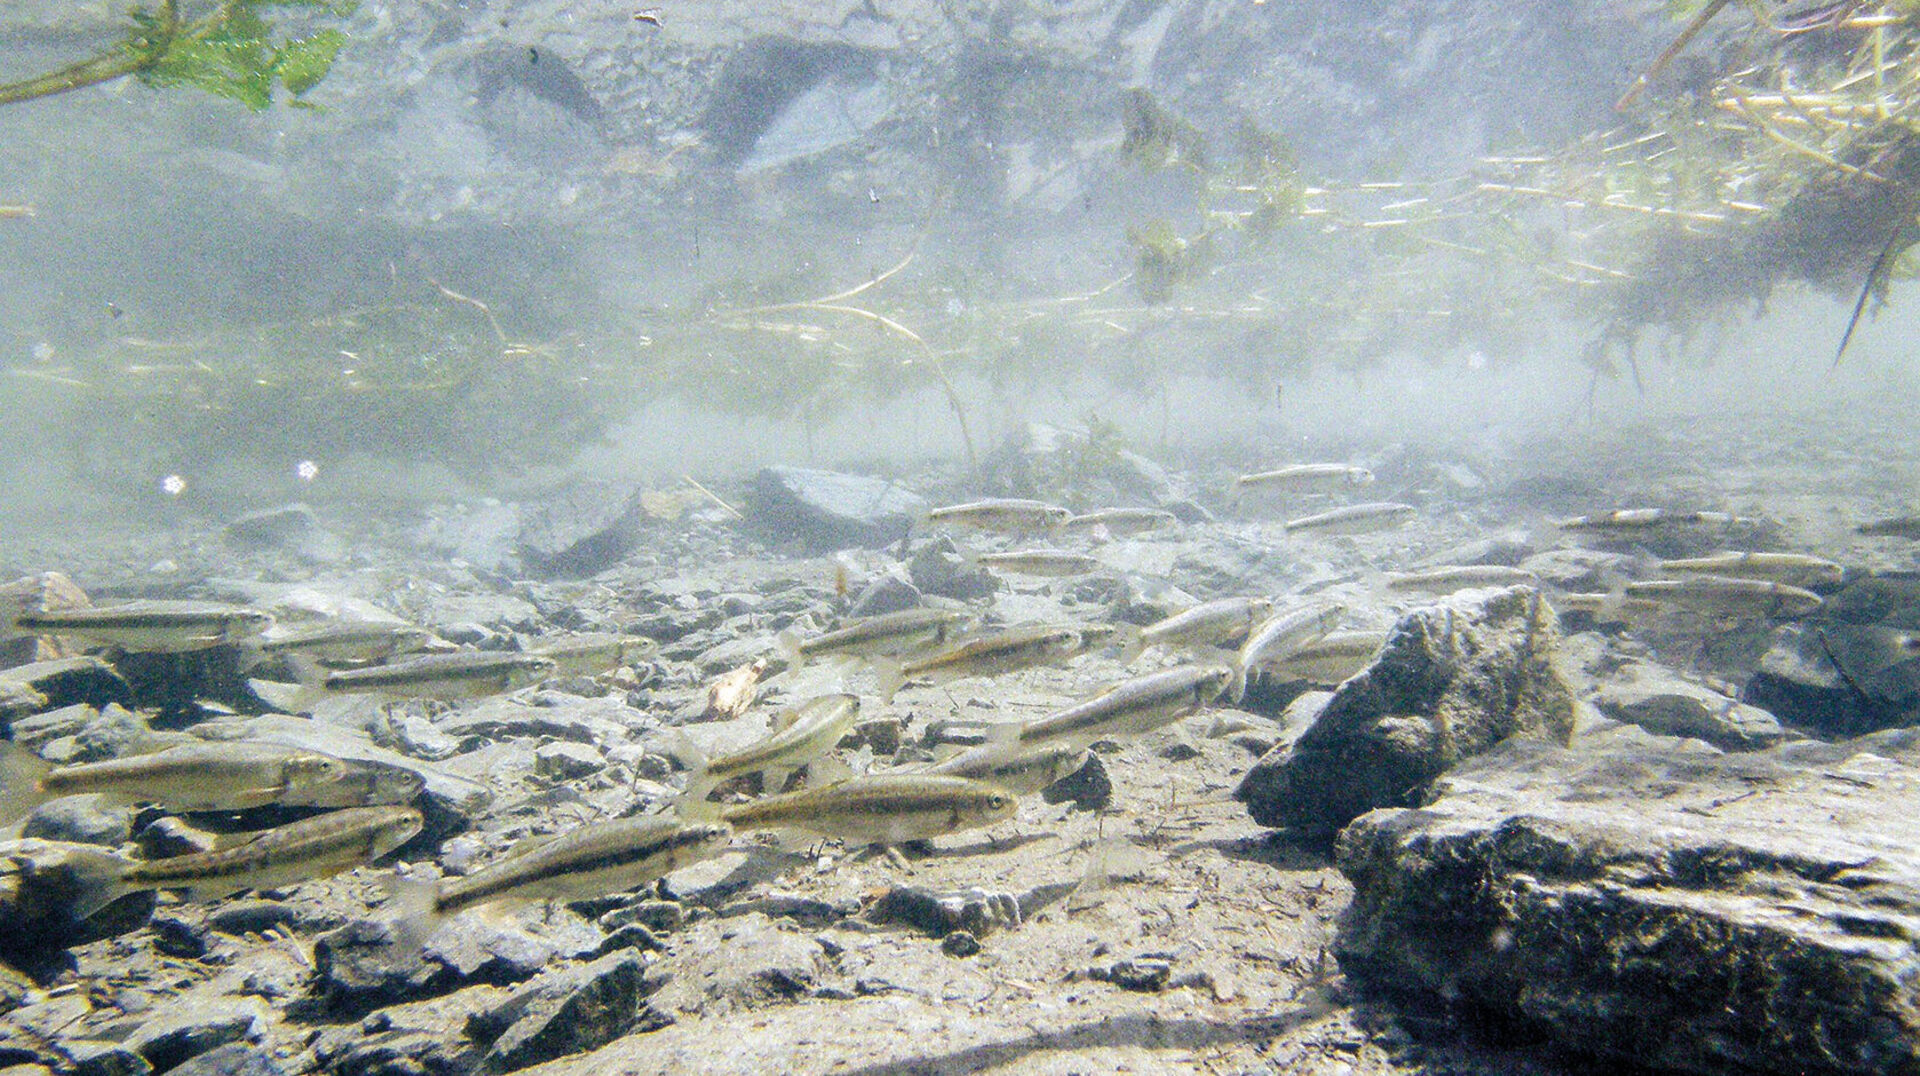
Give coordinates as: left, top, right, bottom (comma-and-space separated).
748, 467, 927, 553
1336, 728, 1920, 1076
62, 1041, 149, 1076
19, 796, 133, 848
533, 741, 605, 780
1592, 662, 1795, 750
1236, 586, 1577, 849
224, 503, 317, 548
439, 697, 633, 746
847, 575, 920, 618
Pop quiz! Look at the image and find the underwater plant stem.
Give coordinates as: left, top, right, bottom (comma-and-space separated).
0, 0, 186, 108
1616, 0, 1732, 112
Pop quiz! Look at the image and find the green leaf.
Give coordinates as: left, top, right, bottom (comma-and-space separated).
273, 29, 345, 96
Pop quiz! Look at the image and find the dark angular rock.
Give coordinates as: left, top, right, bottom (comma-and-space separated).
0, 658, 133, 717
868, 886, 1020, 939
1747, 623, 1920, 736
940, 931, 981, 958
63, 1041, 150, 1076
908, 537, 997, 601
126, 1001, 266, 1074
1236, 586, 1577, 849
1336, 729, 1920, 1076
846, 575, 920, 618
1040, 751, 1110, 811
1089, 956, 1172, 993
516, 483, 647, 578
205, 901, 296, 937
165, 1044, 284, 1076
748, 467, 927, 553
310, 919, 452, 1015
147, 913, 209, 959
310, 1028, 478, 1076
470, 951, 671, 1072
224, 504, 317, 548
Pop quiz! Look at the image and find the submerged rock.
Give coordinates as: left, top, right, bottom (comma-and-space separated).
0, 839, 154, 956
908, 537, 997, 601
1747, 623, 1920, 737
747, 467, 927, 552
468, 951, 671, 1072
1336, 729, 1920, 1076
1591, 661, 1794, 750
0, 658, 133, 721
516, 482, 647, 578
1235, 586, 1577, 848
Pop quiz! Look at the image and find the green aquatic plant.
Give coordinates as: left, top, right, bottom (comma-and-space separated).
0, 0, 353, 110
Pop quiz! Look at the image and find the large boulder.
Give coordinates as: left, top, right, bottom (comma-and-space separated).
1335, 729, 1920, 1076
747, 467, 927, 552
1235, 586, 1576, 848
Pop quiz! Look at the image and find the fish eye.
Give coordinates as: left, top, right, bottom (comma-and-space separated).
989, 793, 1009, 810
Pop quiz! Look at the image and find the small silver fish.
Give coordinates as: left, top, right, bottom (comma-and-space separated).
15, 600, 273, 653
677, 694, 861, 813
1234, 464, 1375, 491
1232, 600, 1346, 701
924, 499, 1073, 533
1559, 508, 1752, 531
720, 774, 1017, 846
65, 805, 424, 920
1858, 516, 1920, 539
1623, 576, 1822, 618
1002, 664, 1234, 751
1057, 508, 1178, 537
526, 633, 658, 677
873, 623, 1087, 703
1283, 503, 1415, 536
256, 620, 436, 666
1655, 552, 1844, 589
1122, 596, 1275, 662
391, 817, 734, 930
974, 549, 1105, 577
923, 742, 1089, 795
0, 740, 415, 824
1252, 630, 1387, 685
1385, 565, 1538, 592
323, 651, 556, 700
776, 607, 975, 672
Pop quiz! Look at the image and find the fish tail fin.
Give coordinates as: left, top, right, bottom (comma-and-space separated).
1227, 660, 1249, 706
379, 869, 447, 949
983, 723, 1023, 746
871, 657, 906, 704
676, 783, 724, 823
0, 742, 51, 826
774, 630, 806, 673
64, 846, 135, 922
663, 730, 721, 817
